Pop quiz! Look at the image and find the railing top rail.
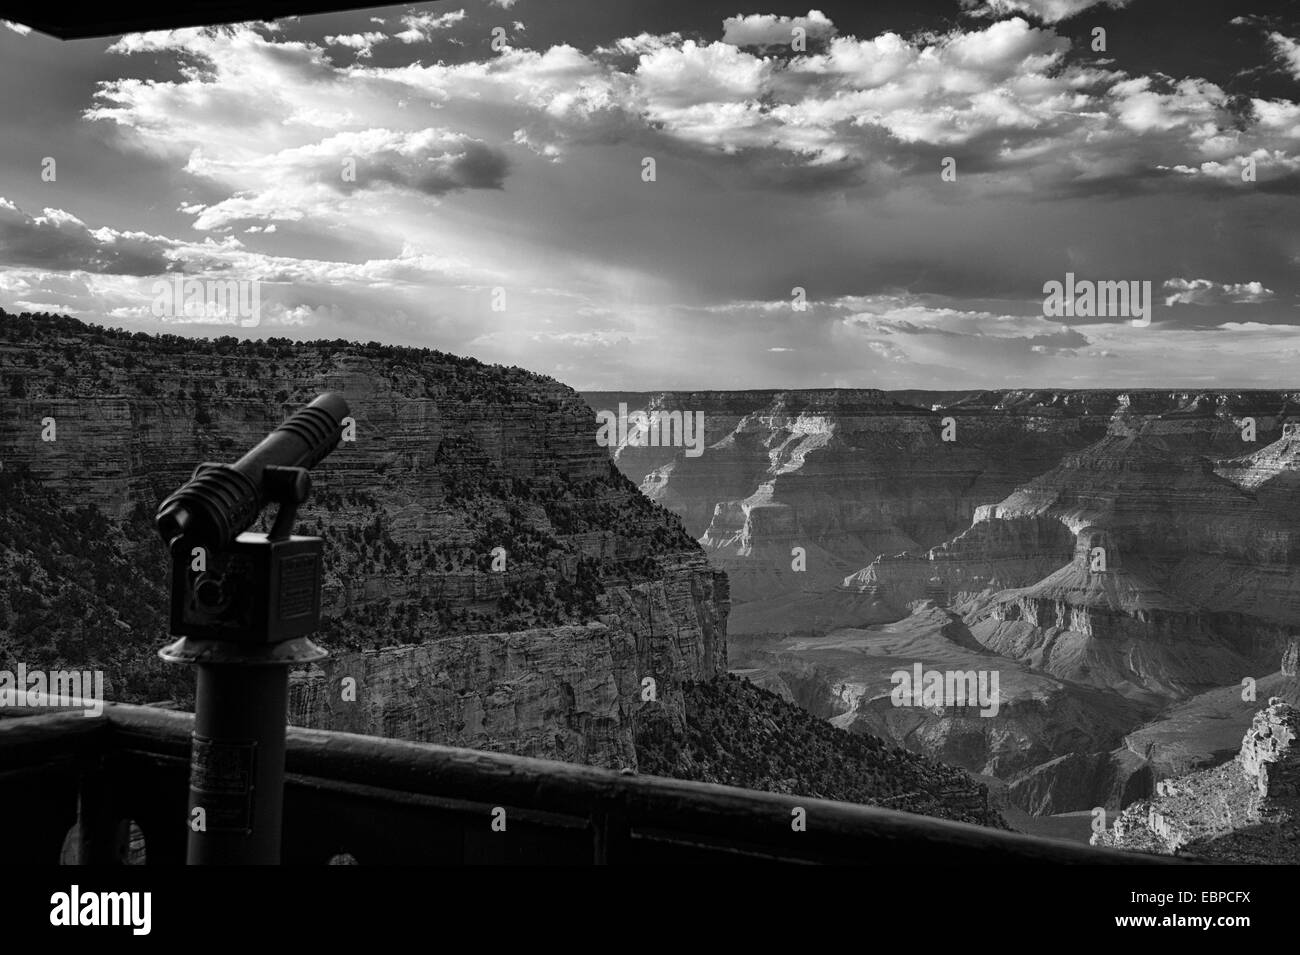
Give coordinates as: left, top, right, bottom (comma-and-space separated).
1, 699, 1189, 864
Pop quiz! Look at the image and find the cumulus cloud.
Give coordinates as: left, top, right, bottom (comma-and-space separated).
0, 199, 178, 275
1158, 148, 1300, 184
1, 19, 31, 35
1109, 76, 1227, 134
577, 14, 1299, 196
396, 8, 466, 44
721, 10, 837, 48
325, 31, 387, 57
1270, 33, 1300, 80
87, 30, 513, 231
598, 32, 683, 56
104, 27, 219, 54
606, 17, 1102, 164
637, 39, 773, 102
1163, 278, 1277, 306
84, 18, 1300, 200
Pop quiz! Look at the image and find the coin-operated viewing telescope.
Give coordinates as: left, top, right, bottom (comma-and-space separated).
156, 392, 349, 865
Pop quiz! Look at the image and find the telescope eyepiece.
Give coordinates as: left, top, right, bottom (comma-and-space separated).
157, 503, 195, 552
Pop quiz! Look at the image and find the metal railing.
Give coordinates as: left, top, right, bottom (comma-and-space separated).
0, 701, 1187, 865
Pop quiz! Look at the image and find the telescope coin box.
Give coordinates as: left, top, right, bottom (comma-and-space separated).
171, 533, 324, 644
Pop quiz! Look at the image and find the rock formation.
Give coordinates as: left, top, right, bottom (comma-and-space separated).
1094, 698, 1300, 862
1240, 698, 1300, 798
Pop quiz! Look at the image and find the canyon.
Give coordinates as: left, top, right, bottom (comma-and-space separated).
591, 388, 1300, 843
0, 311, 998, 827
8, 308, 1294, 847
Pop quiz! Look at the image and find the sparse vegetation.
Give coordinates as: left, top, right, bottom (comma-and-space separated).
636, 674, 1003, 828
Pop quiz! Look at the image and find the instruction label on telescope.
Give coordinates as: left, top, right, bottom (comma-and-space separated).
190, 735, 256, 833
278, 553, 319, 619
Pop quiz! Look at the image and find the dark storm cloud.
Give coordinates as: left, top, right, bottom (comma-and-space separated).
0, 199, 175, 275
884, 320, 1091, 351
352, 139, 511, 194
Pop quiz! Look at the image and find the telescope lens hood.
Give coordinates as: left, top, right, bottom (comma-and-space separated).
154, 392, 349, 551
277, 394, 349, 470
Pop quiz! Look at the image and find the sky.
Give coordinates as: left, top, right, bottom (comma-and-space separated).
0, 0, 1298, 390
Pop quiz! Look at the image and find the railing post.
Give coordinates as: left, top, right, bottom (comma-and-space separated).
75, 759, 119, 865
591, 793, 630, 864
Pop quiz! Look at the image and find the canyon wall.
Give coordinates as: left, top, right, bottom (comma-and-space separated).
288, 560, 727, 767
0, 313, 727, 769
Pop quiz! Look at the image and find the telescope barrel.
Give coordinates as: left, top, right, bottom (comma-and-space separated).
156, 392, 349, 551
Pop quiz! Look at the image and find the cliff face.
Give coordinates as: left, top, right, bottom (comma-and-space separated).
0, 312, 726, 769
843, 515, 1077, 616
970, 527, 1280, 698
288, 562, 727, 767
